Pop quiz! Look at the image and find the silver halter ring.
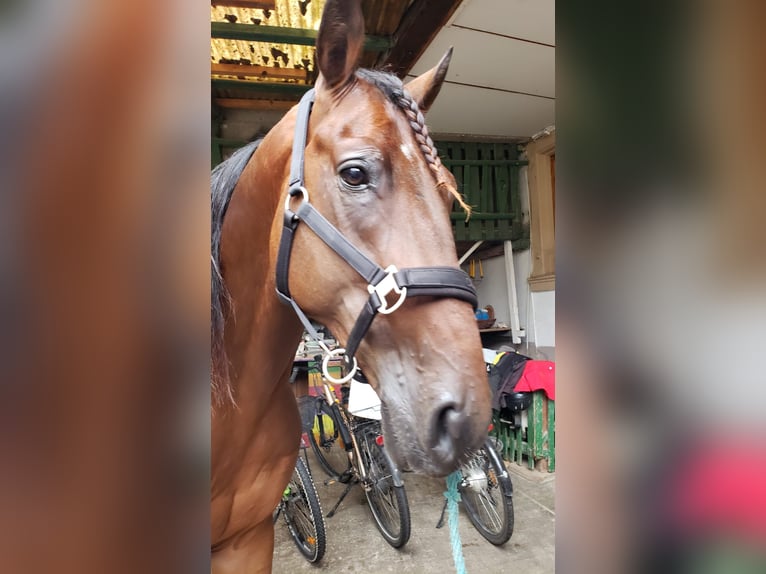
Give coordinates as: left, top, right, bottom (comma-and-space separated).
285, 186, 309, 211
322, 347, 358, 384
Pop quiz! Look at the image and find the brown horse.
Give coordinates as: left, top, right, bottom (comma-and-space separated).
211, 1, 491, 571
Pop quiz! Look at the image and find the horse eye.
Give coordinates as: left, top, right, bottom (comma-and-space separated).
339, 166, 369, 188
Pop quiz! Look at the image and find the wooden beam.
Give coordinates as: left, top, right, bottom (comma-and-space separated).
504, 240, 525, 344
380, 0, 465, 77
214, 98, 296, 111
212, 63, 307, 81
442, 159, 529, 167
449, 213, 516, 221
212, 78, 311, 96
211, 1, 275, 8
211, 22, 393, 51
526, 132, 556, 291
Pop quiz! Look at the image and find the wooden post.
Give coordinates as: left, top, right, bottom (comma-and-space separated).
503, 240, 524, 344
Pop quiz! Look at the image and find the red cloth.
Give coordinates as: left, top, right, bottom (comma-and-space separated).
514, 360, 555, 400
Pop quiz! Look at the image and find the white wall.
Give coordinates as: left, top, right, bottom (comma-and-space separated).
466, 246, 554, 349
471, 255, 511, 327
530, 289, 555, 348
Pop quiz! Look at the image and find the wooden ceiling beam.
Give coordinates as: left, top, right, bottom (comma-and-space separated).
210, 1, 276, 9
212, 63, 307, 81
211, 22, 393, 51
380, 0, 465, 77
212, 78, 311, 96
214, 98, 296, 111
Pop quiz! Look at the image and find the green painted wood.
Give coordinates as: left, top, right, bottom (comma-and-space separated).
531, 392, 544, 454
211, 138, 247, 167
464, 143, 481, 239
479, 144, 491, 238
437, 140, 528, 243
449, 142, 467, 242
212, 137, 247, 148
494, 144, 512, 238
492, 392, 555, 472
211, 22, 393, 51
510, 145, 523, 240
211, 141, 223, 169
441, 159, 528, 167
548, 400, 555, 472
212, 79, 311, 95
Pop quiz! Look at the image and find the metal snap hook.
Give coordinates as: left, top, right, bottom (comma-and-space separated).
322, 348, 358, 384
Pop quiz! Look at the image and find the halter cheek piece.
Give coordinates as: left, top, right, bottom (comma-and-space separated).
276, 88, 478, 383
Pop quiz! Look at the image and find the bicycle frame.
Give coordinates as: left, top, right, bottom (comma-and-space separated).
317, 377, 404, 489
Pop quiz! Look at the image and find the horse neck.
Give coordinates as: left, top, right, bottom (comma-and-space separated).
220, 134, 303, 411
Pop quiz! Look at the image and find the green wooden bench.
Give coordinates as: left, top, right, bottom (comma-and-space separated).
492, 391, 555, 472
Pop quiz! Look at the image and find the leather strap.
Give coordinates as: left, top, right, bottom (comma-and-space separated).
342, 267, 478, 364
276, 89, 316, 303
275, 212, 298, 303
395, 267, 477, 305
288, 89, 316, 189
297, 202, 387, 285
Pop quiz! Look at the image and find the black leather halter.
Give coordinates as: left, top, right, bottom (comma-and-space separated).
276, 88, 478, 383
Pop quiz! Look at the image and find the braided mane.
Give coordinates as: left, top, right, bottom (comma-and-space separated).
356, 69, 471, 215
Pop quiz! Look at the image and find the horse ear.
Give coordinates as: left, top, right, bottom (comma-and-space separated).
404, 47, 453, 113
315, 0, 365, 92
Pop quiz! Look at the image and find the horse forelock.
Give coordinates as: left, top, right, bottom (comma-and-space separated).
211, 139, 261, 408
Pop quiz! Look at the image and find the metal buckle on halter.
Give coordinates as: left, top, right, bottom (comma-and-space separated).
368, 265, 407, 315
322, 347, 358, 384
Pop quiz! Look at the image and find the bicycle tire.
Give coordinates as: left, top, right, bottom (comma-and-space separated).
359, 428, 411, 548
281, 456, 326, 563
308, 399, 351, 479
458, 437, 514, 545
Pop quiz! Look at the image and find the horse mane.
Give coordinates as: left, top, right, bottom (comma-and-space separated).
211, 139, 261, 407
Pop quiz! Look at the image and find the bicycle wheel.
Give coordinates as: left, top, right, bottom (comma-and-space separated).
359, 428, 411, 548
308, 399, 351, 479
281, 456, 326, 563
458, 437, 514, 545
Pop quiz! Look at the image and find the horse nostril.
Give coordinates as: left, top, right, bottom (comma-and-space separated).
440, 406, 464, 442
429, 402, 472, 470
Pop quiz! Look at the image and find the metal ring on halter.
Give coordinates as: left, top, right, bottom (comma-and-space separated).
285, 186, 309, 211
322, 348, 358, 384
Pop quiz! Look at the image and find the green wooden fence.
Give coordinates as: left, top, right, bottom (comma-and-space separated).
437, 140, 528, 244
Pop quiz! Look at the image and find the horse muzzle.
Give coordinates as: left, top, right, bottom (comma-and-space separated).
379, 374, 491, 477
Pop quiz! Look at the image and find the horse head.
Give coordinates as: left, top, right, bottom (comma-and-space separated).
274, 0, 491, 476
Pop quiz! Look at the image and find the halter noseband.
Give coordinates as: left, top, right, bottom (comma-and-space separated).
276, 88, 478, 383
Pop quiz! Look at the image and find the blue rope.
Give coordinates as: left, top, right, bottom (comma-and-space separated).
444, 471, 467, 574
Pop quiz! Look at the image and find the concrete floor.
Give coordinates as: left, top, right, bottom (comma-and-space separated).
273, 449, 555, 573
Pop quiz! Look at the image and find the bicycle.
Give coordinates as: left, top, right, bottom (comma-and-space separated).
274, 438, 327, 563
455, 433, 514, 545
306, 362, 411, 548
